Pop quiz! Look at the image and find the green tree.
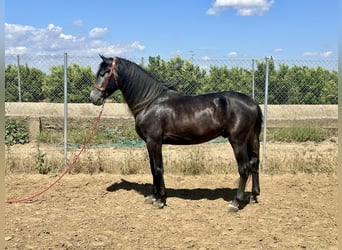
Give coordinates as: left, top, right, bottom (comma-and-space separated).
286, 66, 317, 104
146, 56, 206, 95
5, 64, 46, 102
42, 65, 64, 102
253, 58, 277, 104
5, 64, 18, 101
279, 63, 336, 104
145, 56, 168, 81
321, 70, 338, 104
315, 67, 337, 104
43, 64, 95, 103
273, 64, 291, 104
68, 64, 95, 103
201, 66, 251, 95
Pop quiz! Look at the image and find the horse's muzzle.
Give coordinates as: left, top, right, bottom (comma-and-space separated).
90, 89, 104, 106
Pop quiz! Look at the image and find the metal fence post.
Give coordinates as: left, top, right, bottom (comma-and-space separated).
251, 59, 255, 99
64, 53, 68, 167
16, 55, 21, 102
261, 56, 270, 171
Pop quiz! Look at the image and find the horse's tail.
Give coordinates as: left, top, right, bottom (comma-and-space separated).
245, 104, 262, 187
255, 104, 263, 140
248, 103, 262, 171
248, 103, 262, 175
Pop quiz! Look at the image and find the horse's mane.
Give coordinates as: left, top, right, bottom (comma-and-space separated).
116, 57, 178, 115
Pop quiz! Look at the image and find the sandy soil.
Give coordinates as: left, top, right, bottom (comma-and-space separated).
5, 172, 337, 249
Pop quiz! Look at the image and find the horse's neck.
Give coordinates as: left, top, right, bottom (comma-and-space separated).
119, 66, 162, 116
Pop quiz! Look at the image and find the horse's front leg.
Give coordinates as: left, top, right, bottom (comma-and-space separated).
144, 140, 166, 208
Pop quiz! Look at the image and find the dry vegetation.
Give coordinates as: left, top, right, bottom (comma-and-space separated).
5, 137, 337, 176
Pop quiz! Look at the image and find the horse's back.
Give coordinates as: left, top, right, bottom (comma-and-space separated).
221, 91, 261, 119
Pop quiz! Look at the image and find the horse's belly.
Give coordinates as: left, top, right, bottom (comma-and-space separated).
163, 128, 223, 145
162, 111, 227, 144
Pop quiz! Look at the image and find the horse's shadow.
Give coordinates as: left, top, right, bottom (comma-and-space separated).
106, 178, 242, 203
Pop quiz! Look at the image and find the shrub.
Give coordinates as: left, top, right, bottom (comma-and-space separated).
35, 142, 50, 174
5, 118, 30, 145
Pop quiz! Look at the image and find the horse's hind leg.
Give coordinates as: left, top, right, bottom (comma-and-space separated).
248, 136, 260, 203
229, 141, 250, 212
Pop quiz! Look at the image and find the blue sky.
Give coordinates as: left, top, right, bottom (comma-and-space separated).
5, 0, 338, 60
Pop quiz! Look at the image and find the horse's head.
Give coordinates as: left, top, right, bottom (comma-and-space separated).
90, 55, 119, 106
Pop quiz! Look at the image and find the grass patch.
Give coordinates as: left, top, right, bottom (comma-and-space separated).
38, 125, 140, 145
267, 126, 332, 143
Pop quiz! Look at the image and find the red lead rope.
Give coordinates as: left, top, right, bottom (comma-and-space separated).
6, 106, 104, 204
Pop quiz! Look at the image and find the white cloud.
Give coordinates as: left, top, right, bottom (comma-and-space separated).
88, 41, 145, 55
320, 51, 333, 58
5, 22, 146, 56
228, 51, 238, 57
207, 0, 275, 16
89, 27, 108, 38
5, 23, 34, 43
130, 41, 145, 51
5, 46, 27, 55
73, 19, 83, 27
206, 8, 218, 15
303, 51, 333, 58
5, 23, 34, 35
303, 52, 318, 57
46, 23, 62, 33
5, 23, 80, 54
59, 33, 82, 42
274, 48, 283, 52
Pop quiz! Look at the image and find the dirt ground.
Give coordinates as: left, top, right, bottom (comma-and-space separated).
4, 138, 338, 249
5, 97, 338, 249
5, 170, 337, 249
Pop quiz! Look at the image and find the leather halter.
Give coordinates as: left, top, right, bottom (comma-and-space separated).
93, 58, 119, 92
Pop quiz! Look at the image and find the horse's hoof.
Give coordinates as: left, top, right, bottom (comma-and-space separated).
249, 195, 258, 204
144, 195, 165, 208
153, 199, 165, 209
228, 202, 239, 213
144, 195, 156, 204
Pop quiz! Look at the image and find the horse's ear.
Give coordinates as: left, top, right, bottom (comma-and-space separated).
99, 54, 113, 65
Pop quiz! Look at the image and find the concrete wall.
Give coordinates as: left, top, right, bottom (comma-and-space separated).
5, 102, 338, 139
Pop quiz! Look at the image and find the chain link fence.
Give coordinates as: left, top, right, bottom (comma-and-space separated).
5, 54, 338, 172
5, 54, 338, 105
